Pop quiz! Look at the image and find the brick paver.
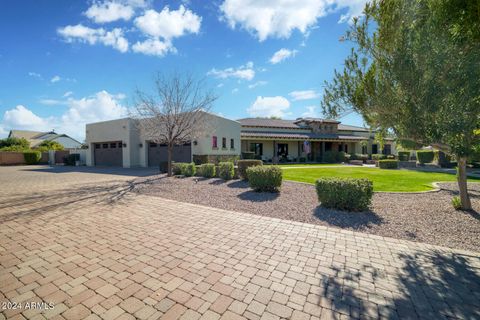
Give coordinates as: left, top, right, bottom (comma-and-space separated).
1, 166, 479, 319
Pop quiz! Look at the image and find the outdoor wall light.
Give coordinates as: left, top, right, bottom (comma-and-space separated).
139, 143, 143, 148
193, 140, 198, 145
123, 143, 127, 147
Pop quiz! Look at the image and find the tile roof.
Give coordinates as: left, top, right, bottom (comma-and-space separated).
237, 118, 370, 132
241, 131, 367, 141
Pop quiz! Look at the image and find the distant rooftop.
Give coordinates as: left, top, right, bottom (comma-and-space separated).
237, 118, 369, 132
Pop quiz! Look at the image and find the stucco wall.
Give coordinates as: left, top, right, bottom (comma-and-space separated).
85, 118, 133, 167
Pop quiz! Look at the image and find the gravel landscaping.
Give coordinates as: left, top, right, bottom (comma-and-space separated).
134, 176, 480, 252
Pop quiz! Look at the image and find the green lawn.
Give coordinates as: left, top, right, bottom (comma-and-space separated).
276, 163, 342, 168
281, 166, 480, 192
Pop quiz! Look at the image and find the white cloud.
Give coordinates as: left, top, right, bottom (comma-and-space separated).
289, 90, 320, 101
217, 83, 224, 88
63, 91, 73, 97
232, 88, 239, 94
57, 24, 129, 53
28, 72, 42, 79
220, 0, 367, 41
248, 81, 267, 89
301, 105, 318, 117
134, 5, 201, 39
207, 61, 255, 81
132, 38, 174, 56
269, 48, 298, 64
84, 1, 135, 23
0, 91, 127, 140
51, 75, 61, 83
39, 99, 66, 106
3, 105, 49, 129
247, 96, 291, 118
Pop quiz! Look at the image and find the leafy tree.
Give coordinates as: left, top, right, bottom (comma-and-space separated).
322, 0, 480, 210
36, 140, 64, 151
0, 137, 30, 151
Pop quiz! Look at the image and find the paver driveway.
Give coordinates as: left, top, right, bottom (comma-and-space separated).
1, 166, 479, 320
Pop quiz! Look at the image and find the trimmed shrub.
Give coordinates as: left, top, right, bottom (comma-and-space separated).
181, 162, 196, 177
299, 157, 306, 163
199, 163, 216, 178
218, 162, 234, 180
398, 151, 411, 161
172, 162, 187, 175
378, 159, 399, 169
315, 177, 373, 211
322, 150, 337, 163
371, 154, 387, 160
386, 154, 396, 159
337, 151, 346, 162
237, 160, 263, 180
416, 150, 434, 164
246, 166, 282, 192
23, 151, 41, 165
241, 151, 255, 159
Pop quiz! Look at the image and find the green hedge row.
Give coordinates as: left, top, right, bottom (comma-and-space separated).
378, 159, 399, 169
416, 150, 434, 164
218, 162, 234, 180
198, 163, 215, 178
398, 151, 411, 161
315, 177, 373, 211
246, 166, 282, 192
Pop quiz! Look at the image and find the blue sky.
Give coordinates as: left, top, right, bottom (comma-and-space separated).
0, 0, 368, 141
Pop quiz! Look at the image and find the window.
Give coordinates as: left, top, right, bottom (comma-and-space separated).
102, 143, 108, 148
118, 142, 123, 148
249, 143, 263, 156
212, 136, 218, 148
345, 144, 348, 153
95, 144, 100, 149
149, 142, 157, 147
222, 137, 227, 149
372, 144, 378, 154
383, 144, 392, 155
230, 138, 234, 149
277, 143, 288, 157
110, 143, 116, 148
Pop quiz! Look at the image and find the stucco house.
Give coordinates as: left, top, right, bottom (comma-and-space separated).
85, 114, 395, 167
85, 112, 241, 167
8, 130, 82, 149
238, 117, 396, 162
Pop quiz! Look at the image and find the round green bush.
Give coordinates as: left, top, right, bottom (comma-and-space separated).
218, 162, 234, 180
246, 166, 283, 192
181, 162, 196, 177
199, 163, 216, 178
172, 162, 187, 175
237, 160, 263, 180
322, 150, 337, 163
398, 151, 411, 161
416, 150, 434, 164
378, 159, 399, 169
23, 151, 41, 165
315, 177, 373, 211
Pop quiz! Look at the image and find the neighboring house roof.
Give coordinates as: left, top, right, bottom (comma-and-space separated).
241, 131, 367, 141
8, 129, 82, 148
237, 118, 370, 132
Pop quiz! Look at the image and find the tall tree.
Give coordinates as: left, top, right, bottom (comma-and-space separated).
132, 72, 217, 176
322, 0, 480, 210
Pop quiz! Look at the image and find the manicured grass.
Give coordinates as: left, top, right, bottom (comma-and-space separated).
276, 163, 342, 168
281, 166, 480, 192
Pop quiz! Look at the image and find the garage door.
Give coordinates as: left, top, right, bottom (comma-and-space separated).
94, 141, 123, 166
148, 142, 191, 167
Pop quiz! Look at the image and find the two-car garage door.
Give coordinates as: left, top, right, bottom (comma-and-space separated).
94, 141, 123, 166
148, 142, 191, 167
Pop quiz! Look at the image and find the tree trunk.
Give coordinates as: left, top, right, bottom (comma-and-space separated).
167, 143, 173, 177
457, 156, 472, 210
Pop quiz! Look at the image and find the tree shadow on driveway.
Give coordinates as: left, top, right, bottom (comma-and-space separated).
315, 250, 480, 319
0, 177, 160, 223
313, 206, 383, 230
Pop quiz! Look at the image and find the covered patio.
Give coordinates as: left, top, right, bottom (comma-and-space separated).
241, 131, 368, 163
